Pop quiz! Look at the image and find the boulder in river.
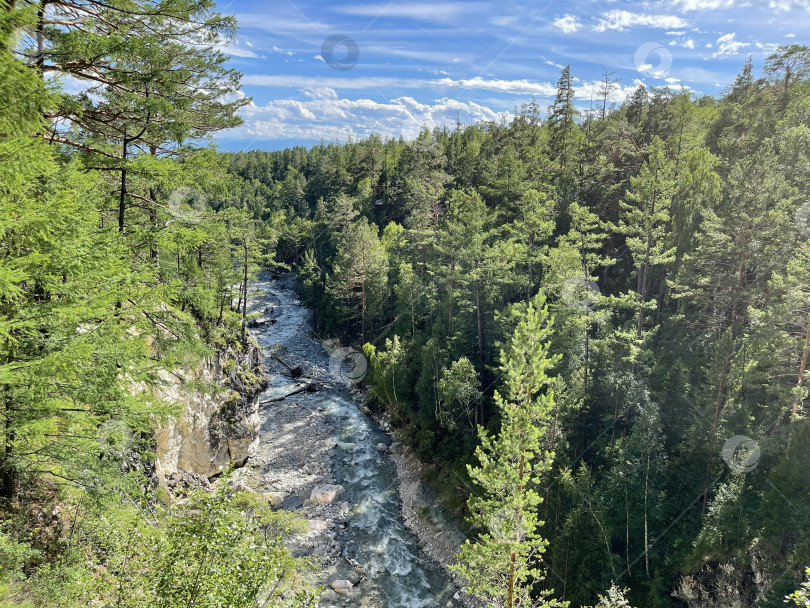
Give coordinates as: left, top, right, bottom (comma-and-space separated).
263, 492, 284, 507
310, 484, 345, 505
330, 579, 353, 595
376, 442, 387, 453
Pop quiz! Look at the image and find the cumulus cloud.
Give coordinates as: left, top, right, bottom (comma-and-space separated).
552, 14, 582, 33
670, 38, 696, 48
228, 96, 510, 143
714, 32, 750, 56
593, 10, 688, 32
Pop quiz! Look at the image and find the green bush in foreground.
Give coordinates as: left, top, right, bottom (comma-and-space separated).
0, 485, 317, 608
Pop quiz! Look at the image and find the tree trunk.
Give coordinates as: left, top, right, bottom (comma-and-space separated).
644, 451, 651, 577
118, 137, 128, 232
792, 317, 810, 421
475, 275, 484, 364
703, 258, 745, 513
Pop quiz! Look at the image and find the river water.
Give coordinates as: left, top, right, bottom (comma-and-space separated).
248, 272, 461, 608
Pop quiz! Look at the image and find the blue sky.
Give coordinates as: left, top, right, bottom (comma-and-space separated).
214, 0, 810, 151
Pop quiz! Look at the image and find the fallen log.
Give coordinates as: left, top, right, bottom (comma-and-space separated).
272, 353, 303, 378
259, 382, 319, 404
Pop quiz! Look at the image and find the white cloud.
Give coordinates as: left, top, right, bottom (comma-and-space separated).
674, 0, 809, 9
714, 32, 750, 56
593, 10, 688, 32
238, 75, 663, 103
243, 75, 424, 89
365, 45, 471, 64
756, 41, 779, 51
552, 14, 582, 33
577, 80, 646, 103
228, 95, 510, 143
271, 46, 294, 57
243, 74, 563, 97
673, 0, 735, 10
214, 35, 262, 59
768, 0, 810, 9
669, 38, 696, 48
337, 2, 486, 23
303, 87, 338, 100
436, 77, 558, 96
785, 33, 797, 37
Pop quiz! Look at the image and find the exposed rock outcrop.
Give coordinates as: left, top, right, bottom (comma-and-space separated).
673, 546, 777, 608
154, 339, 269, 479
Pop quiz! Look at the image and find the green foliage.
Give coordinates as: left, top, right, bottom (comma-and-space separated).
437, 357, 481, 432
787, 569, 810, 607
585, 584, 635, 608
2, 485, 316, 608
451, 294, 564, 608
364, 335, 409, 419
207, 50, 810, 608
0, 3, 311, 607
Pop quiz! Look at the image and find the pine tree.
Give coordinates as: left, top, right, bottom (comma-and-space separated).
327, 217, 388, 341
452, 294, 565, 608
548, 65, 577, 168
615, 137, 677, 365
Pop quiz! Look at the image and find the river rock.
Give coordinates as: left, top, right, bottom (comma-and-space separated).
310, 484, 345, 505
308, 519, 329, 536
282, 496, 304, 510
347, 571, 362, 585
330, 579, 353, 595
264, 492, 284, 507
321, 589, 339, 601
376, 442, 387, 453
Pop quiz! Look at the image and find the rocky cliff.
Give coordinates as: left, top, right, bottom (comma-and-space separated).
673, 545, 778, 608
153, 339, 269, 479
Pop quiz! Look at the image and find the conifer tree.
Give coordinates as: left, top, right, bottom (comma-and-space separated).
548, 65, 577, 168
452, 294, 565, 608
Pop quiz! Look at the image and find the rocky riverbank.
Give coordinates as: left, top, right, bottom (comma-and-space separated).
232, 274, 464, 607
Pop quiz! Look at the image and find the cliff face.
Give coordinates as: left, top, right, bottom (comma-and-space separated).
673, 547, 776, 608
154, 339, 269, 479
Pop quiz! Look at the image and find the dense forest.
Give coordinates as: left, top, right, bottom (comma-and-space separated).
218, 50, 810, 607
0, 1, 317, 606
2, 0, 810, 606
